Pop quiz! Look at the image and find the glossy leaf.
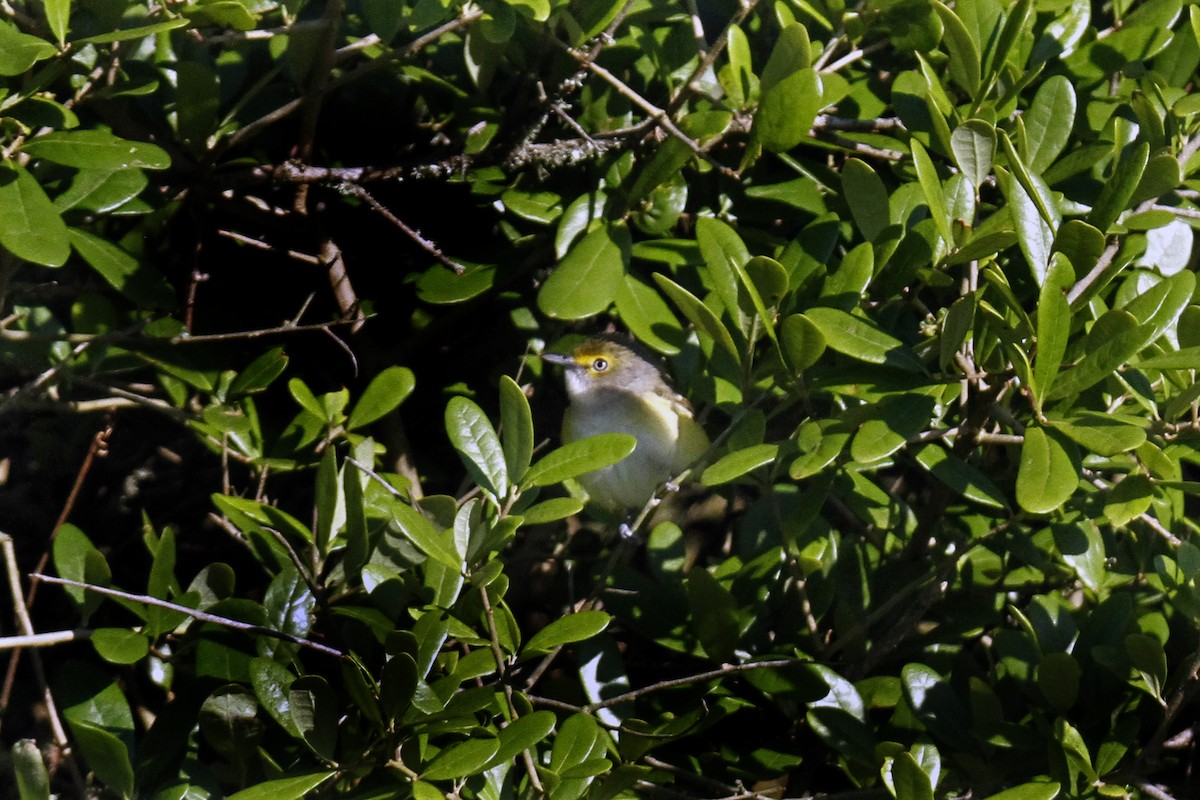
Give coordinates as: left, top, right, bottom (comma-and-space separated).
842, 158, 890, 242
951, 119, 996, 188
522, 434, 636, 488
22, 130, 170, 171
653, 272, 742, 364
0, 162, 70, 267
348, 366, 415, 429
499, 374, 534, 482
911, 139, 954, 248
915, 444, 1007, 508
226, 773, 335, 800
1087, 142, 1149, 234
91, 629, 150, 665
614, 273, 684, 355
522, 610, 612, 657
701, 443, 779, 485
1033, 254, 1073, 407
781, 313, 826, 372
804, 307, 923, 371
0, 22, 56, 75
390, 502, 463, 571
445, 396, 508, 500
757, 68, 822, 153
1016, 426, 1077, 514
1022, 76, 1076, 174
538, 222, 629, 320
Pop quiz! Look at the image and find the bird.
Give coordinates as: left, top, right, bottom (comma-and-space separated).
542, 335, 710, 511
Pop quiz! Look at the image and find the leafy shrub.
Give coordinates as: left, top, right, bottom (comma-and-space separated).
1, 0, 1198, 799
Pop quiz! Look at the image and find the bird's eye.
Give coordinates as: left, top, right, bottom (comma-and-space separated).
591, 357, 609, 372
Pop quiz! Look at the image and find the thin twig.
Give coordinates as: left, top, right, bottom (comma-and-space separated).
32, 575, 345, 657
0, 630, 90, 650
0, 535, 85, 792
337, 183, 465, 274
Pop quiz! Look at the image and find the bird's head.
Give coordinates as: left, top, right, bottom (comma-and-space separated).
543, 336, 665, 399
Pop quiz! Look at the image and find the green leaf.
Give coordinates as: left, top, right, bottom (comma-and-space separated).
1023, 76, 1076, 174
538, 222, 629, 320
69, 228, 174, 307
781, 313, 826, 372
445, 396, 508, 500
502, 189, 562, 224
804, 307, 923, 371
522, 610, 612, 657
821, 242, 873, 306
64, 719, 134, 798
1016, 426, 1077, 514
228, 348, 289, 396
842, 158, 891, 242
522, 434, 637, 488
1033, 254, 1073, 407
1136, 345, 1200, 370
686, 567, 739, 662
289, 677, 336, 761
1087, 142, 1150, 234
1124, 271, 1194, 347
0, 22, 56, 75
1036, 652, 1081, 713
44, 0, 69, 45
701, 444, 779, 486
226, 773, 335, 800
22, 129, 170, 171
12, 739, 50, 800
915, 444, 1007, 508
997, 164, 1053, 285
940, 293, 976, 370
249, 657, 301, 738
390, 502, 463, 571
933, 1, 982, 96
696, 216, 752, 335
91, 629, 150, 665
761, 23, 811, 88
1125, 633, 1168, 701
380, 653, 418, 721
614, 273, 684, 355
0, 161, 70, 267
951, 119, 996, 188
52, 524, 109, 619
1105, 474, 1153, 527
520, 497, 584, 524
54, 168, 147, 214
884, 752, 934, 800
902, 662, 973, 743
653, 272, 742, 365
348, 366, 415, 429
857, 393, 934, 460
75, 18, 191, 44
1045, 310, 1144, 401
756, 68, 822, 153
482, 711, 557, 769
417, 262, 496, 304
499, 374, 534, 482
980, 782, 1061, 800
911, 139, 954, 249
1048, 412, 1146, 456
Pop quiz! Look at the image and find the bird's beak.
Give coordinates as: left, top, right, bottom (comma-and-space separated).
541, 352, 576, 368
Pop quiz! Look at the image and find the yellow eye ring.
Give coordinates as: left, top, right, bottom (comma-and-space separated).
591, 357, 609, 372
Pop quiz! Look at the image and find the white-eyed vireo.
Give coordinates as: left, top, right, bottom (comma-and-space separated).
543, 336, 710, 510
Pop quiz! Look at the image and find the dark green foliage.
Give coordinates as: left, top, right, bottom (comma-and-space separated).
2, 0, 1199, 799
